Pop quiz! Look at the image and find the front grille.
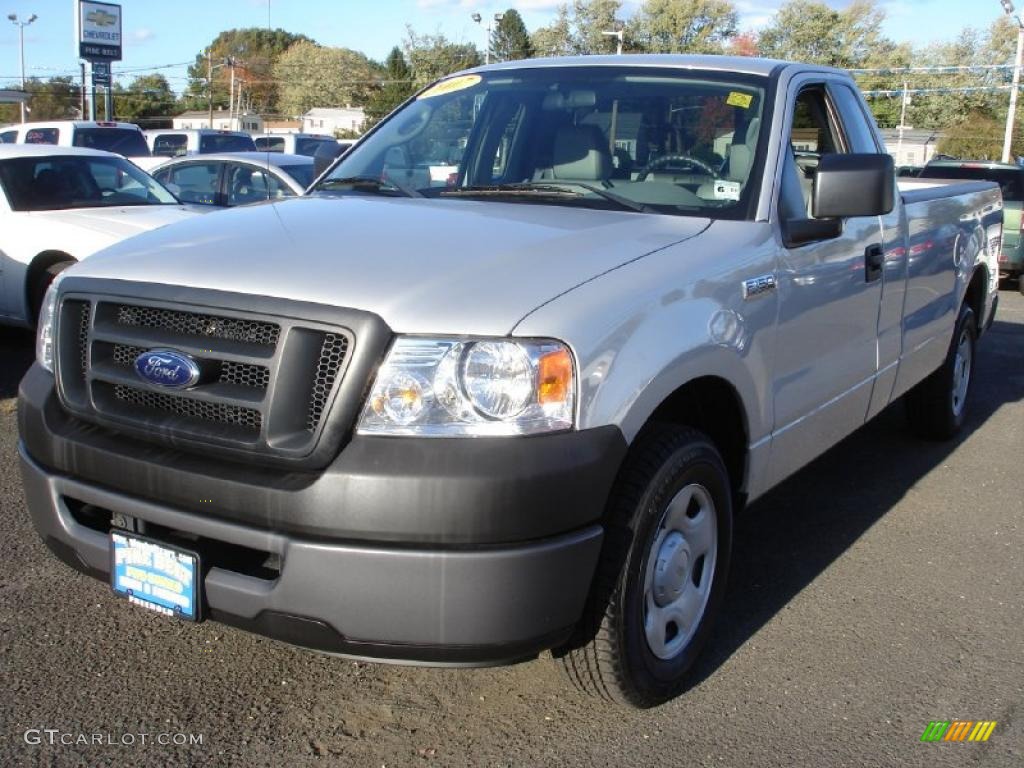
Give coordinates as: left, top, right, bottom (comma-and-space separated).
115, 304, 280, 346
58, 295, 357, 461
113, 384, 263, 431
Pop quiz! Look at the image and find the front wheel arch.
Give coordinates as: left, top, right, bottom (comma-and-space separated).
26, 251, 75, 323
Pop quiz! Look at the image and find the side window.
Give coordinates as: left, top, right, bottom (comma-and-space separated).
25, 128, 59, 144
789, 86, 844, 213
227, 164, 288, 205
169, 163, 220, 205
153, 135, 188, 157
255, 136, 285, 152
829, 84, 879, 154
0, 130, 17, 143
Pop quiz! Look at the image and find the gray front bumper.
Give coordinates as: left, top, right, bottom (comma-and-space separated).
20, 444, 602, 665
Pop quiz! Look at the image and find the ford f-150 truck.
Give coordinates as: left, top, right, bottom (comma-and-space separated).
18, 56, 1001, 707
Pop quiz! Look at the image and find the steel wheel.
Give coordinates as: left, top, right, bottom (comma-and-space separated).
642, 483, 717, 660
951, 326, 972, 418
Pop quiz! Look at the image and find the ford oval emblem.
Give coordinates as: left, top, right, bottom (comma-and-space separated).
133, 349, 201, 389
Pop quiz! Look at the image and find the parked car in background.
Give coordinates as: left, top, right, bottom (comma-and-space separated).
150, 152, 315, 207
0, 121, 150, 159
0, 144, 198, 326
138, 129, 257, 170
919, 160, 1023, 291
19, 56, 1000, 708
896, 165, 922, 178
253, 132, 337, 157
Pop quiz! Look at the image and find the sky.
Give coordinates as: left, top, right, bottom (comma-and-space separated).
0, 0, 1009, 95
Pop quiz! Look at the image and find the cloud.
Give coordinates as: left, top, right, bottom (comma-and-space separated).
131, 28, 156, 43
417, 0, 564, 10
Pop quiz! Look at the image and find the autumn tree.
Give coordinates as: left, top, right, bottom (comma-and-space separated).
627, 0, 738, 54
492, 9, 534, 61
532, 1, 624, 56
183, 28, 312, 114
274, 41, 382, 118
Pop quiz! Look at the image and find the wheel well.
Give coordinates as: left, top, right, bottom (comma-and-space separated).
646, 376, 748, 497
26, 251, 75, 308
964, 265, 987, 324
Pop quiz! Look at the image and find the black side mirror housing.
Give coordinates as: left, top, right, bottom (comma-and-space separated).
313, 143, 346, 181
812, 153, 895, 219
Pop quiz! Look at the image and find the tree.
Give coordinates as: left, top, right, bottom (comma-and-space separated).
627, 0, 738, 54
274, 41, 382, 118
758, 0, 887, 69
936, 111, 1024, 160
182, 28, 312, 114
404, 29, 482, 88
365, 47, 415, 125
531, 1, 624, 56
532, 6, 573, 56
17, 77, 80, 121
727, 32, 759, 57
492, 9, 534, 61
114, 74, 176, 122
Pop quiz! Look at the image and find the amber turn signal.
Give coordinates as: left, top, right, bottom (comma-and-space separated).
537, 348, 573, 404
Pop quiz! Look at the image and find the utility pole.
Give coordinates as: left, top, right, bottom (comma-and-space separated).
80, 62, 87, 119
602, 29, 624, 55
207, 49, 214, 129
896, 80, 909, 163
1001, 0, 1024, 163
8, 13, 38, 123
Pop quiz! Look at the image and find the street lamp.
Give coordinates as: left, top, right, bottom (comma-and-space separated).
1000, 0, 1024, 163
471, 11, 503, 65
602, 29, 624, 55
8, 12, 38, 124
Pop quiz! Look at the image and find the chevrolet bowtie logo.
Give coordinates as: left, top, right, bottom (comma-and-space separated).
86, 9, 117, 27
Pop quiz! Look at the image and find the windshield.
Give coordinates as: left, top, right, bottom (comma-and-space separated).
0, 155, 179, 211
314, 67, 769, 219
73, 128, 151, 157
279, 163, 314, 188
199, 134, 257, 153
919, 165, 1024, 201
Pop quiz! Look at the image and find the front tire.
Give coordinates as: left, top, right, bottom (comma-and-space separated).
558, 426, 733, 707
905, 302, 977, 440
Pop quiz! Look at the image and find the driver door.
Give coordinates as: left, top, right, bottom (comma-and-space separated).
766, 82, 886, 485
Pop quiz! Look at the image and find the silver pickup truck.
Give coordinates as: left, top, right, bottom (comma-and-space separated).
18, 55, 1000, 707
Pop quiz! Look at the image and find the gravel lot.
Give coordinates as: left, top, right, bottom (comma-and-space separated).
1, 291, 1021, 768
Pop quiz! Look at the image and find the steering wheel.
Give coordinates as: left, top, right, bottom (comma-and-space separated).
637, 154, 716, 181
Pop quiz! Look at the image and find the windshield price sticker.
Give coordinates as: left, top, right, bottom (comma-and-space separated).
418, 75, 482, 100
726, 91, 753, 109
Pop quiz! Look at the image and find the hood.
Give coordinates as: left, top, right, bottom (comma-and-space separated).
29, 205, 198, 242
71, 196, 711, 335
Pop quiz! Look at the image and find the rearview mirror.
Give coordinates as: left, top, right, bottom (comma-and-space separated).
812, 153, 895, 219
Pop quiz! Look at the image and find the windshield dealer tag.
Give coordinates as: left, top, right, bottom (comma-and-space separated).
418, 75, 482, 100
713, 181, 741, 201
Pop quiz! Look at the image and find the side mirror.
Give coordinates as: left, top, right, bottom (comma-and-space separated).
812, 153, 895, 218
313, 142, 345, 179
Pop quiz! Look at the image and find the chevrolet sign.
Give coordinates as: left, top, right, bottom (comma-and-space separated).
78, 1, 122, 61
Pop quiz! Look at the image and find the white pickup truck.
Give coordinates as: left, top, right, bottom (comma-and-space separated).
19, 55, 1000, 707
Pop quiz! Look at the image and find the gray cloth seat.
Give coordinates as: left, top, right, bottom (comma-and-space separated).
537, 124, 612, 182
696, 117, 760, 200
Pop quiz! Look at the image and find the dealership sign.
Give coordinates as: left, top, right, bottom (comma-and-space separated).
78, 1, 122, 61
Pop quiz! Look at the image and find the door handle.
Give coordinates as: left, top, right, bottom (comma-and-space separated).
865, 244, 884, 282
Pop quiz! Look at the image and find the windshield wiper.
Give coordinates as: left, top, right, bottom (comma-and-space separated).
443, 182, 651, 213
317, 175, 422, 198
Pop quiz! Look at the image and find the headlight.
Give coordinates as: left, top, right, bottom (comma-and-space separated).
35, 275, 64, 373
358, 337, 575, 436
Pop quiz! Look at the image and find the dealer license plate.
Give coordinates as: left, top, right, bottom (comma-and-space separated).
110, 531, 200, 621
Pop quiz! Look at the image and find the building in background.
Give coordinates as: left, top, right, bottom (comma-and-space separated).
879, 129, 943, 167
173, 110, 264, 133
302, 107, 366, 137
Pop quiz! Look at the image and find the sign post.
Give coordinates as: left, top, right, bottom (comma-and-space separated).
76, 1, 122, 121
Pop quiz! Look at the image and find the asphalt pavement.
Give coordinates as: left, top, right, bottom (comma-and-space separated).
0, 291, 1021, 768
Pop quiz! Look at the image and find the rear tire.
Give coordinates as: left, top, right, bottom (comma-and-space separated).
557, 426, 732, 708
905, 303, 977, 440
